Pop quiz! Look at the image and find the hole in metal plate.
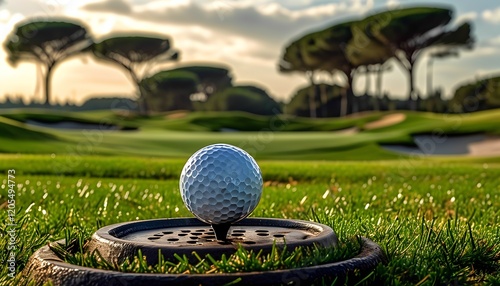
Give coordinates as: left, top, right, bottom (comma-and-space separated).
87, 218, 339, 266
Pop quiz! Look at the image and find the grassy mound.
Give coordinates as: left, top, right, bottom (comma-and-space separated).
0, 116, 56, 141
1, 109, 500, 159
0, 109, 137, 130
152, 111, 383, 132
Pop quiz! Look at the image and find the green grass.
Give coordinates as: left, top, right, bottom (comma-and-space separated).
1, 109, 499, 284
1, 109, 500, 160
1, 155, 499, 285
50, 234, 360, 275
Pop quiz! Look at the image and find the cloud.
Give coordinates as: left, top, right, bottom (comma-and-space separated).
386, 0, 399, 9
81, 0, 373, 47
482, 7, 500, 24
461, 46, 498, 60
489, 35, 500, 45
454, 11, 477, 25
83, 0, 131, 14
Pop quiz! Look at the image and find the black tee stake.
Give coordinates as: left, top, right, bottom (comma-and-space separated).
212, 223, 231, 241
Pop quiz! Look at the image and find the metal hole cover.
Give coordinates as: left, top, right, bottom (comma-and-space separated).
22, 236, 385, 286
86, 218, 338, 265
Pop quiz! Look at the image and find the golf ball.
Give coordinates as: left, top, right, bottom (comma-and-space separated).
180, 144, 263, 225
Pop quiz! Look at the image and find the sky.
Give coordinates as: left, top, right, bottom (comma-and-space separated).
0, 0, 499, 105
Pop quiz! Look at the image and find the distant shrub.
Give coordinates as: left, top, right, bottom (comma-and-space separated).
206, 85, 282, 115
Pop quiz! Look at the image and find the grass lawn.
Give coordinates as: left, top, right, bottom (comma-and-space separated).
1, 109, 500, 160
0, 155, 499, 285
0, 110, 499, 285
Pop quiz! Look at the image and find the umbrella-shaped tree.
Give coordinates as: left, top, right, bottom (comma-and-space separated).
361, 6, 474, 109
168, 65, 232, 101
4, 19, 93, 105
279, 36, 320, 118
280, 19, 391, 117
305, 20, 389, 116
90, 34, 179, 115
314, 20, 366, 116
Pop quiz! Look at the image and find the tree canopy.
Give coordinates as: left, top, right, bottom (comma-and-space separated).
361, 6, 474, 105
206, 86, 282, 115
286, 83, 344, 117
141, 70, 199, 112
90, 34, 179, 114
279, 5, 474, 115
450, 75, 500, 112
168, 65, 232, 99
4, 19, 92, 104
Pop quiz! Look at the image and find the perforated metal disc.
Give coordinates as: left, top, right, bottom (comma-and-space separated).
86, 218, 338, 265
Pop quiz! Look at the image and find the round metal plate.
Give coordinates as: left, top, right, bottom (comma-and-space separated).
22, 237, 385, 286
86, 218, 338, 265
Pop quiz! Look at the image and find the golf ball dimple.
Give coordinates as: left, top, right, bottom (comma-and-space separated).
180, 144, 263, 225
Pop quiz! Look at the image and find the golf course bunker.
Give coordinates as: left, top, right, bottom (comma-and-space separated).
382, 134, 500, 156
336, 126, 359, 134
364, 113, 406, 130
26, 119, 119, 130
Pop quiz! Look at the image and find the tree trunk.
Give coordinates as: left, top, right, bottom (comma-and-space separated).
137, 86, 148, 115
427, 57, 433, 98
365, 66, 371, 95
347, 72, 357, 114
132, 71, 149, 116
408, 64, 417, 110
44, 65, 53, 106
334, 73, 347, 117
394, 56, 417, 110
319, 83, 328, 117
340, 88, 347, 117
376, 65, 383, 98
374, 65, 383, 111
307, 71, 317, 118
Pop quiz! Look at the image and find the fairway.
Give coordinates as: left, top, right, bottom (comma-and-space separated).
2, 109, 500, 160
1, 155, 499, 285
1, 110, 500, 285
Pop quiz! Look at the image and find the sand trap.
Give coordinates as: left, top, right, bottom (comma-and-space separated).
336, 126, 359, 135
382, 134, 500, 156
165, 111, 188, 119
468, 136, 500, 156
364, 113, 406, 130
